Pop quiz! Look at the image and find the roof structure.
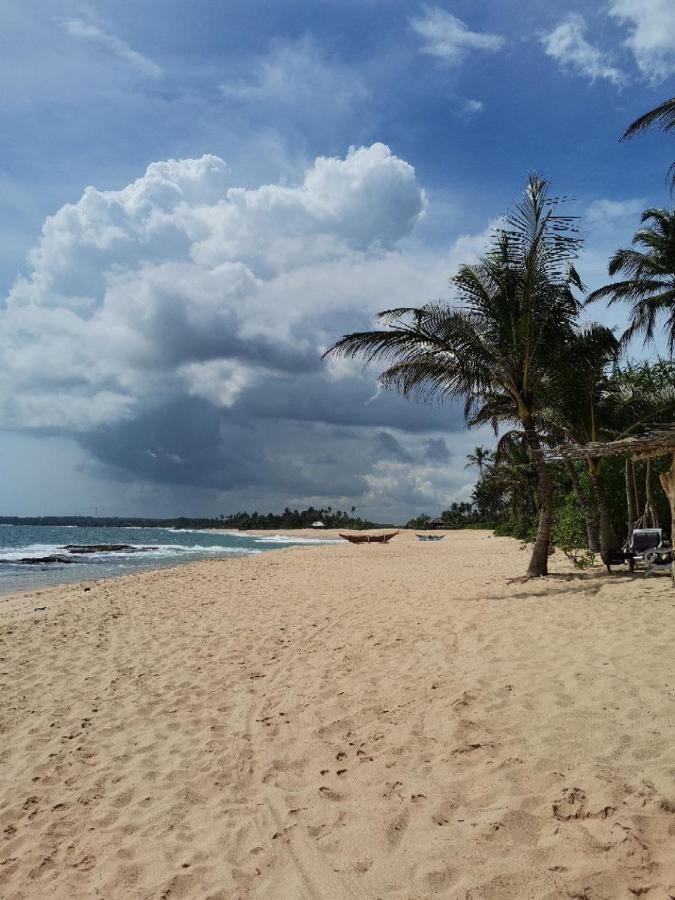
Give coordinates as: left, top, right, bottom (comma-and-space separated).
544, 425, 675, 463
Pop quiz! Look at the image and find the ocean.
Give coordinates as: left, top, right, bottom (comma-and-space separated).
0, 525, 338, 595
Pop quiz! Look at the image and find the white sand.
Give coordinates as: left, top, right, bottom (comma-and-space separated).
1, 530, 674, 898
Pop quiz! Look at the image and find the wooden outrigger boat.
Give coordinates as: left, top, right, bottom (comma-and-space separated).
339, 532, 399, 544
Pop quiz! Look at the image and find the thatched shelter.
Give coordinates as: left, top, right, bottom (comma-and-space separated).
545, 425, 675, 583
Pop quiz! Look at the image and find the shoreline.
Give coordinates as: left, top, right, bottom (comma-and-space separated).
1, 531, 673, 898
0, 527, 347, 601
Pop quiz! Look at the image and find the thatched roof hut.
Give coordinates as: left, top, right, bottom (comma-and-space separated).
545, 425, 675, 583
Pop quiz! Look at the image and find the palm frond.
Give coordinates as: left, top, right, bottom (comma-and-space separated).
621, 98, 675, 140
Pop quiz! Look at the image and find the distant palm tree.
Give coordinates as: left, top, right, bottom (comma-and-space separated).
464, 446, 493, 477
587, 208, 675, 354
621, 97, 675, 191
324, 174, 583, 577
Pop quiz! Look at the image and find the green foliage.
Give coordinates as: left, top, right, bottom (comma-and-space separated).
587, 209, 675, 353
552, 490, 589, 552
0, 508, 376, 531
220, 507, 374, 530
406, 503, 484, 530
493, 519, 538, 541
406, 513, 431, 529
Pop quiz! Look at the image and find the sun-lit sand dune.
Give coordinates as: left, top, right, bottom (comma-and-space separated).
1, 530, 674, 899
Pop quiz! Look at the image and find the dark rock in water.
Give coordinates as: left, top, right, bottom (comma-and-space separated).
14, 555, 75, 565
63, 544, 158, 554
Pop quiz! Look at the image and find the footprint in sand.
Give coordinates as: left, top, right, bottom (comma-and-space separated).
432, 800, 457, 826
386, 809, 409, 848
318, 786, 344, 801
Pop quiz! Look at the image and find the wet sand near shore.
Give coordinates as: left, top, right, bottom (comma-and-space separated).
1, 530, 674, 898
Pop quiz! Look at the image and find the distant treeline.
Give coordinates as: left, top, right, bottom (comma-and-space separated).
406, 503, 481, 531
209, 507, 377, 530
0, 507, 378, 531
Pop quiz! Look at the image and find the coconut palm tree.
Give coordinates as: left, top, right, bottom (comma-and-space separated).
541, 324, 621, 559
621, 97, 675, 191
324, 174, 583, 577
587, 208, 675, 354
492, 431, 539, 534
464, 445, 493, 477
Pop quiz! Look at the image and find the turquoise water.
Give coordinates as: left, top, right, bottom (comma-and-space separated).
0, 525, 338, 594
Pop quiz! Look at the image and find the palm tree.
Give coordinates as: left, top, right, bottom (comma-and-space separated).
464, 446, 493, 477
541, 324, 621, 559
587, 208, 675, 354
492, 431, 539, 534
324, 174, 583, 577
621, 97, 675, 191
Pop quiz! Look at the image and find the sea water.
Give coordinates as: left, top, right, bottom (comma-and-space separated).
0, 524, 338, 594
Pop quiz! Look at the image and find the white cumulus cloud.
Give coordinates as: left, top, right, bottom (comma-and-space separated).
608, 0, 675, 82
0, 145, 426, 431
410, 6, 504, 66
543, 15, 624, 85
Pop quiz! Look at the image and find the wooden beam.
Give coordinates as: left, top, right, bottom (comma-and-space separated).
633, 448, 672, 461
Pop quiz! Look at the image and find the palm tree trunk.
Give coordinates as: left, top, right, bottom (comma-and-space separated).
645, 458, 660, 528
521, 415, 552, 576
632, 460, 641, 525
626, 459, 638, 537
587, 458, 619, 564
565, 459, 600, 552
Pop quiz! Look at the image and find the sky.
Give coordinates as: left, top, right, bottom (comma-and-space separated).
0, 0, 673, 522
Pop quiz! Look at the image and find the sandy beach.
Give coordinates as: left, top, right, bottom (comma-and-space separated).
1, 530, 674, 899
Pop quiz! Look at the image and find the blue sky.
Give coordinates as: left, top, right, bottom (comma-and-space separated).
0, 0, 673, 520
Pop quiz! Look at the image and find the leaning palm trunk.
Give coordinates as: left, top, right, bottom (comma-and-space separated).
521, 416, 553, 576
565, 459, 600, 552
587, 458, 619, 563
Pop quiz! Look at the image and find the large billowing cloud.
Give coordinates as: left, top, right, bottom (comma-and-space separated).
0, 144, 485, 519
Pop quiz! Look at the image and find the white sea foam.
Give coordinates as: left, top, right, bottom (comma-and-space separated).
0, 542, 259, 563
0, 543, 65, 562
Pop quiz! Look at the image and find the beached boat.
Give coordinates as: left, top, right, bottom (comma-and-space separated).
416, 534, 445, 541
339, 532, 398, 544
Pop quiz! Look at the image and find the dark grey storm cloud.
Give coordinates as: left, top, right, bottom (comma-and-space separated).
424, 437, 451, 464
0, 144, 486, 518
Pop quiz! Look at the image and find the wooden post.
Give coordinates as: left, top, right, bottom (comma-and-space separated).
625, 458, 635, 539
658, 450, 675, 586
